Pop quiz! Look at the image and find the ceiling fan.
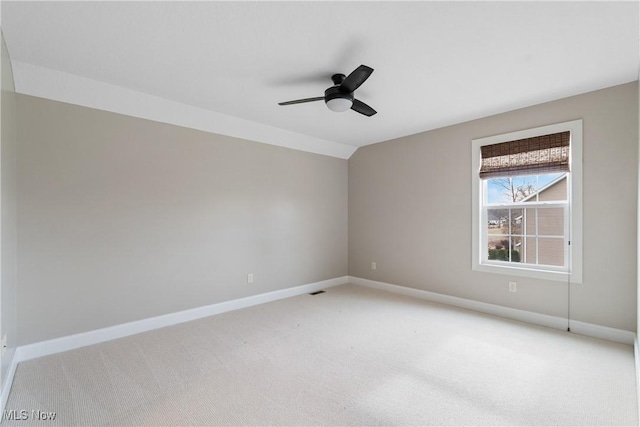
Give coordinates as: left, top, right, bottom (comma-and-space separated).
278, 64, 377, 116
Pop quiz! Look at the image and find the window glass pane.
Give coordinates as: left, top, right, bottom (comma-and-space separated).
487, 177, 537, 204
486, 179, 509, 204
538, 208, 564, 236
487, 208, 508, 233
525, 208, 536, 235
511, 208, 523, 235
537, 172, 564, 187
537, 173, 567, 201
510, 176, 535, 201
488, 236, 509, 261
538, 238, 565, 266
524, 237, 537, 264
486, 173, 567, 205
511, 236, 523, 263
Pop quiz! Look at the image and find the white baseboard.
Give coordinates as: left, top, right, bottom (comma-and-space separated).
15, 276, 347, 364
348, 276, 635, 345
5, 274, 633, 415
0, 349, 18, 414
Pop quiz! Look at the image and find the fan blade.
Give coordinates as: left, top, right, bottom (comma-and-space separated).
340, 65, 374, 93
351, 99, 377, 116
278, 97, 324, 106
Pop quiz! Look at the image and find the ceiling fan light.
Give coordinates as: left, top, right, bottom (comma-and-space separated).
326, 97, 353, 112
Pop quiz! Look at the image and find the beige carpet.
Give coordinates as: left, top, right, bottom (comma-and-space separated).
2, 284, 637, 426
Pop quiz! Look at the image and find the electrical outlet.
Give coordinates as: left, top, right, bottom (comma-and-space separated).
509, 281, 517, 292
371, 262, 377, 270
247, 273, 254, 284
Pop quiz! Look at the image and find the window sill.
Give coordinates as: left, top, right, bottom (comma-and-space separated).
473, 262, 582, 284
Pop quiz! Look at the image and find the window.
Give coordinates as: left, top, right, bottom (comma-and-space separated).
485, 173, 567, 268
471, 120, 582, 283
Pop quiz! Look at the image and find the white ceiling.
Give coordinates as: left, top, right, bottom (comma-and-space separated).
2, 1, 639, 159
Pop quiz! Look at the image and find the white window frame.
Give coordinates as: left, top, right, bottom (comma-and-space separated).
471, 120, 583, 283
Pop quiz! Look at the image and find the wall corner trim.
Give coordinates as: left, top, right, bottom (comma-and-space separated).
12, 276, 348, 365
347, 276, 635, 345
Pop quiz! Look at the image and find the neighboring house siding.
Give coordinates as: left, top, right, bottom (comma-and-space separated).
524, 208, 537, 265
539, 177, 567, 202
524, 176, 566, 266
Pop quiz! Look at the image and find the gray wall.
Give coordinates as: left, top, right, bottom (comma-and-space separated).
349, 82, 638, 331
15, 81, 638, 344
1, 32, 18, 384
17, 95, 348, 345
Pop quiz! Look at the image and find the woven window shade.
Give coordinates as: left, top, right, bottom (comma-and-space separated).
479, 131, 570, 179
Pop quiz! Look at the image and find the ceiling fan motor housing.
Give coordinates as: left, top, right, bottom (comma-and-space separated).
325, 85, 354, 103
324, 85, 354, 112
331, 73, 346, 85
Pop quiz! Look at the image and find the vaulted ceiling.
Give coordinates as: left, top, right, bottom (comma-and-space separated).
2, 1, 638, 158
